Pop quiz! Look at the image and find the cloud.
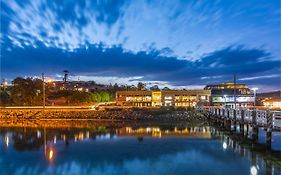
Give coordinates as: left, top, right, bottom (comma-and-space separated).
2, 43, 280, 90
1, 0, 128, 51
1, 43, 188, 77
1, 0, 280, 59
239, 74, 280, 81
1, 0, 280, 91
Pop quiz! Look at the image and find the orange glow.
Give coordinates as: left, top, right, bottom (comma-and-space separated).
49, 149, 54, 160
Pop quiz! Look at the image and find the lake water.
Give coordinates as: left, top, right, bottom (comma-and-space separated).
0, 123, 280, 175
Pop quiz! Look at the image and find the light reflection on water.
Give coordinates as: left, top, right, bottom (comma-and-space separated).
0, 125, 280, 175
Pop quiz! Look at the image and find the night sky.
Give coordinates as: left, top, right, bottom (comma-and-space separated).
1, 0, 280, 91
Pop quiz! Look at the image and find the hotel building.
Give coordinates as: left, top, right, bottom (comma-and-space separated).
116, 90, 211, 107
204, 82, 254, 108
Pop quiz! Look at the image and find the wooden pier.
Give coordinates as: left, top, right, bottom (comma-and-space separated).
204, 107, 281, 150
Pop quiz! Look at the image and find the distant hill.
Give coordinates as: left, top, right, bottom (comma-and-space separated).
257, 91, 281, 99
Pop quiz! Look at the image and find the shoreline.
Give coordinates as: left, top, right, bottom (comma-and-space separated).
0, 108, 206, 121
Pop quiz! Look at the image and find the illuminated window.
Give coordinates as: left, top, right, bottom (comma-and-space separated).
200, 96, 206, 100
164, 96, 172, 100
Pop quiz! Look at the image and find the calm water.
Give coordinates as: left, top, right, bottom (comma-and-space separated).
0, 124, 280, 175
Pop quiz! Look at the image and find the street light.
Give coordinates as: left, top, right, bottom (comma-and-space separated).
252, 87, 258, 107
42, 73, 45, 109
47, 79, 53, 83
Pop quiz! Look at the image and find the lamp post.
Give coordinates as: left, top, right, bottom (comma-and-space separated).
42, 73, 45, 109
252, 87, 258, 107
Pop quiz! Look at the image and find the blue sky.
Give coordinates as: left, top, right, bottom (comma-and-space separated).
1, 0, 280, 91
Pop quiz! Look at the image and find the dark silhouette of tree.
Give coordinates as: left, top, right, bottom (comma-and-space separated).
137, 82, 146, 90
162, 87, 171, 91
11, 77, 47, 105
150, 85, 160, 91
0, 89, 11, 105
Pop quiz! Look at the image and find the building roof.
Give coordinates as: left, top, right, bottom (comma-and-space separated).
116, 90, 211, 95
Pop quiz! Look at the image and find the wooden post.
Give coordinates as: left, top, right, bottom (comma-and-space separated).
266, 111, 273, 150
225, 109, 231, 130
240, 110, 245, 135
245, 124, 249, 138
233, 109, 237, 132
252, 110, 259, 143
266, 161, 273, 175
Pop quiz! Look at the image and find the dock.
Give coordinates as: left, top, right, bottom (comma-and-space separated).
204, 107, 281, 150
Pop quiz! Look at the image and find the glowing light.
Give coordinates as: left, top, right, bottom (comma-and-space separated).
37, 130, 41, 138
47, 79, 53, 83
78, 132, 84, 140
4, 136, 9, 147
252, 87, 259, 92
54, 136, 57, 144
223, 142, 227, 150
49, 149, 54, 160
250, 166, 258, 175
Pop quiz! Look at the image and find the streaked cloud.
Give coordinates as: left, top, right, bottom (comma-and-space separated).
239, 74, 280, 81
1, 0, 280, 91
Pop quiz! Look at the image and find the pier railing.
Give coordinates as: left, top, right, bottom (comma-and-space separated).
205, 107, 281, 131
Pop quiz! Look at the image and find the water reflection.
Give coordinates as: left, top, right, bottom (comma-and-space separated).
250, 165, 258, 175
222, 141, 227, 150
0, 125, 280, 175
48, 148, 54, 161
4, 135, 9, 147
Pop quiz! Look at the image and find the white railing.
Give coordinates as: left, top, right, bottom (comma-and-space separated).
273, 111, 281, 130
229, 109, 235, 119
256, 110, 267, 126
206, 107, 281, 131
236, 110, 242, 120
244, 110, 253, 123
220, 109, 224, 117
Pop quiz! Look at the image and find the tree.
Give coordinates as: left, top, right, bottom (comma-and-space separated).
162, 87, 170, 91
11, 77, 45, 106
150, 85, 160, 91
130, 85, 137, 90
113, 83, 119, 90
0, 89, 11, 105
100, 91, 111, 102
137, 82, 146, 90
66, 91, 93, 104
90, 91, 112, 102
92, 92, 102, 102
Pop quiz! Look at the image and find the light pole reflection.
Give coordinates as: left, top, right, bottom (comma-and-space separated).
250, 165, 258, 175
223, 141, 227, 150
4, 135, 9, 147
49, 148, 54, 161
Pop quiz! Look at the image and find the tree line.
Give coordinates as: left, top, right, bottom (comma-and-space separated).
0, 77, 113, 106
0, 77, 172, 106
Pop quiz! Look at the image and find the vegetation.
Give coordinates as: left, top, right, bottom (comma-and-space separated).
0, 77, 169, 106
0, 89, 11, 106
0, 77, 113, 106
137, 82, 146, 90
1, 77, 48, 106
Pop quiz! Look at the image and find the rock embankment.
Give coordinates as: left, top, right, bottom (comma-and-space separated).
0, 108, 206, 122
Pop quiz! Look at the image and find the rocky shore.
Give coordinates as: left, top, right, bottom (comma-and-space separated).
0, 108, 206, 122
